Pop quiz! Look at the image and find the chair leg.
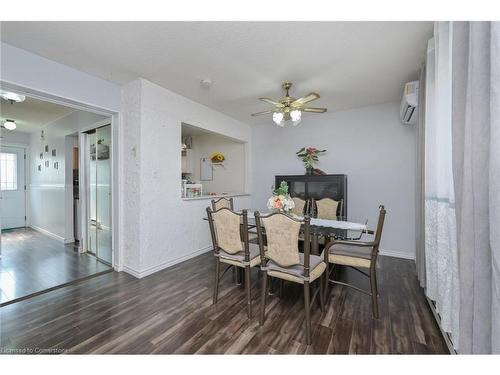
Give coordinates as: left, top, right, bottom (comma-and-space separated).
323, 262, 329, 302
259, 270, 268, 325
303, 281, 312, 345
370, 268, 379, 319
213, 258, 220, 305
319, 276, 325, 311
245, 266, 252, 319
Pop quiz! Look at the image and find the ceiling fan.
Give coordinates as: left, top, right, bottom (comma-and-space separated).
251, 82, 327, 126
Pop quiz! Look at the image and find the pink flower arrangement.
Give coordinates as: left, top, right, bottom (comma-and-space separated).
296, 146, 326, 169
267, 181, 295, 213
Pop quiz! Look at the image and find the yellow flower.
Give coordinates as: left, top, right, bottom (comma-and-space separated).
210, 151, 225, 162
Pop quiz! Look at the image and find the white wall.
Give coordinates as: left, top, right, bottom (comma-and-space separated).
121, 78, 252, 277
252, 101, 416, 259
28, 110, 108, 242
190, 133, 246, 194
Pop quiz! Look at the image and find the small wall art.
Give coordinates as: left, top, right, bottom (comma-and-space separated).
45, 160, 50, 168
45, 145, 49, 152
40, 153, 43, 159
53, 161, 59, 169
38, 165, 41, 171
52, 149, 56, 157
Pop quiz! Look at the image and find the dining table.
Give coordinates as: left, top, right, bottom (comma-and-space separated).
204, 209, 370, 287
205, 209, 369, 256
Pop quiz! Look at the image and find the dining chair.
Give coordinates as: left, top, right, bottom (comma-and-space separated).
206, 207, 261, 319
211, 196, 234, 211
313, 197, 343, 220
323, 205, 386, 318
254, 211, 326, 345
291, 196, 309, 217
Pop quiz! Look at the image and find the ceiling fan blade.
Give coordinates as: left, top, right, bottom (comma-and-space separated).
302, 107, 327, 113
259, 97, 284, 107
251, 109, 275, 117
291, 92, 320, 106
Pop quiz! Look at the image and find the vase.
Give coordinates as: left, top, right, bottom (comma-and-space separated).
305, 166, 313, 175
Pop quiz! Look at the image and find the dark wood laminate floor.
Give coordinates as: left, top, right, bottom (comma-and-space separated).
0, 228, 111, 305
0, 251, 448, 354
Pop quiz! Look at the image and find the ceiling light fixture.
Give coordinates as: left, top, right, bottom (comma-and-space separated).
272, 111, 284, 127
3, 119, 17, 130
0, 90, 26, 103
251, 82, 327, 127
290, 109, 302, 126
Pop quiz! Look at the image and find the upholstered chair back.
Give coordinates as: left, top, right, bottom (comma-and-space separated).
291, 197, 306, 216
212, 197, 234, 211
261, 214, 302, 267
315, 198, 340, 220
211, 208, 242, 254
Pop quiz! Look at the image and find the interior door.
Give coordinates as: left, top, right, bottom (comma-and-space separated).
0, 146, 26, 229
95, 125, 112, 264
86, 124, 112, 265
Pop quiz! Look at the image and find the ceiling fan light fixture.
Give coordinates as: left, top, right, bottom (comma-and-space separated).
290, 109, 302, 122
272, 111, 284, 126
251, 82, 326, 127
3, 119, 16, 130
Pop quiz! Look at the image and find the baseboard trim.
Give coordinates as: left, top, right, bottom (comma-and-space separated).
30, 225, 66, 243
122, 245, 212, 279
379, 248, 415, 260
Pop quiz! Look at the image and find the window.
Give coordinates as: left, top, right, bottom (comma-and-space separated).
0, 152, 18, 190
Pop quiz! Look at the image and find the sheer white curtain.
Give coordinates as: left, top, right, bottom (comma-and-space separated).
424, 21, 460, 349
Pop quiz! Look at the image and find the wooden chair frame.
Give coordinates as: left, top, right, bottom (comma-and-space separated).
254, 211, 325, 345
206, 206, 255, 318
211, 197, 234, 211
323, 205, 386, 318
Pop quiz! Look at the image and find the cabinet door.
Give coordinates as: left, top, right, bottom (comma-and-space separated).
307, 179, 343, 200
276, 176, 306, 199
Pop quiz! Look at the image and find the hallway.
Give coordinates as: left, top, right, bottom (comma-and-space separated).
0, 228, 111, 306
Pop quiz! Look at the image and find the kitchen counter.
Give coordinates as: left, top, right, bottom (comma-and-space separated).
181, 192, 250, 201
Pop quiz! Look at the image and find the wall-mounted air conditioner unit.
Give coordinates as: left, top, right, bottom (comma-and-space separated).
400, 81, 419, 125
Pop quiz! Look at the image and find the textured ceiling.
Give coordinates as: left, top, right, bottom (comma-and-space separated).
0, 21, 432, 125
0, 96, 74, 133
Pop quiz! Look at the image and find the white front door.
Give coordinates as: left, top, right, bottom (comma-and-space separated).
0, 146, 26, 229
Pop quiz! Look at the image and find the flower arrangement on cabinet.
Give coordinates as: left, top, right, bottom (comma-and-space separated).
296, 147, 326, 174
267, 181, 295, 213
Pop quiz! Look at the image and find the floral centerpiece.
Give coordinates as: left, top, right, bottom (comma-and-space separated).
267, 181, 295, 214
296, 147, 326, 174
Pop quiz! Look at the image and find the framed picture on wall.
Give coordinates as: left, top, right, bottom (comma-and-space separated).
40, 153, 43, 159
201, 157, 213, 181
45, 145, 49, 152
52, 149, 56, 157
38, 165, 41, 171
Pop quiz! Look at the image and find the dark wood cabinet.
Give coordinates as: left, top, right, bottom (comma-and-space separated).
275, 174, 348, 217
